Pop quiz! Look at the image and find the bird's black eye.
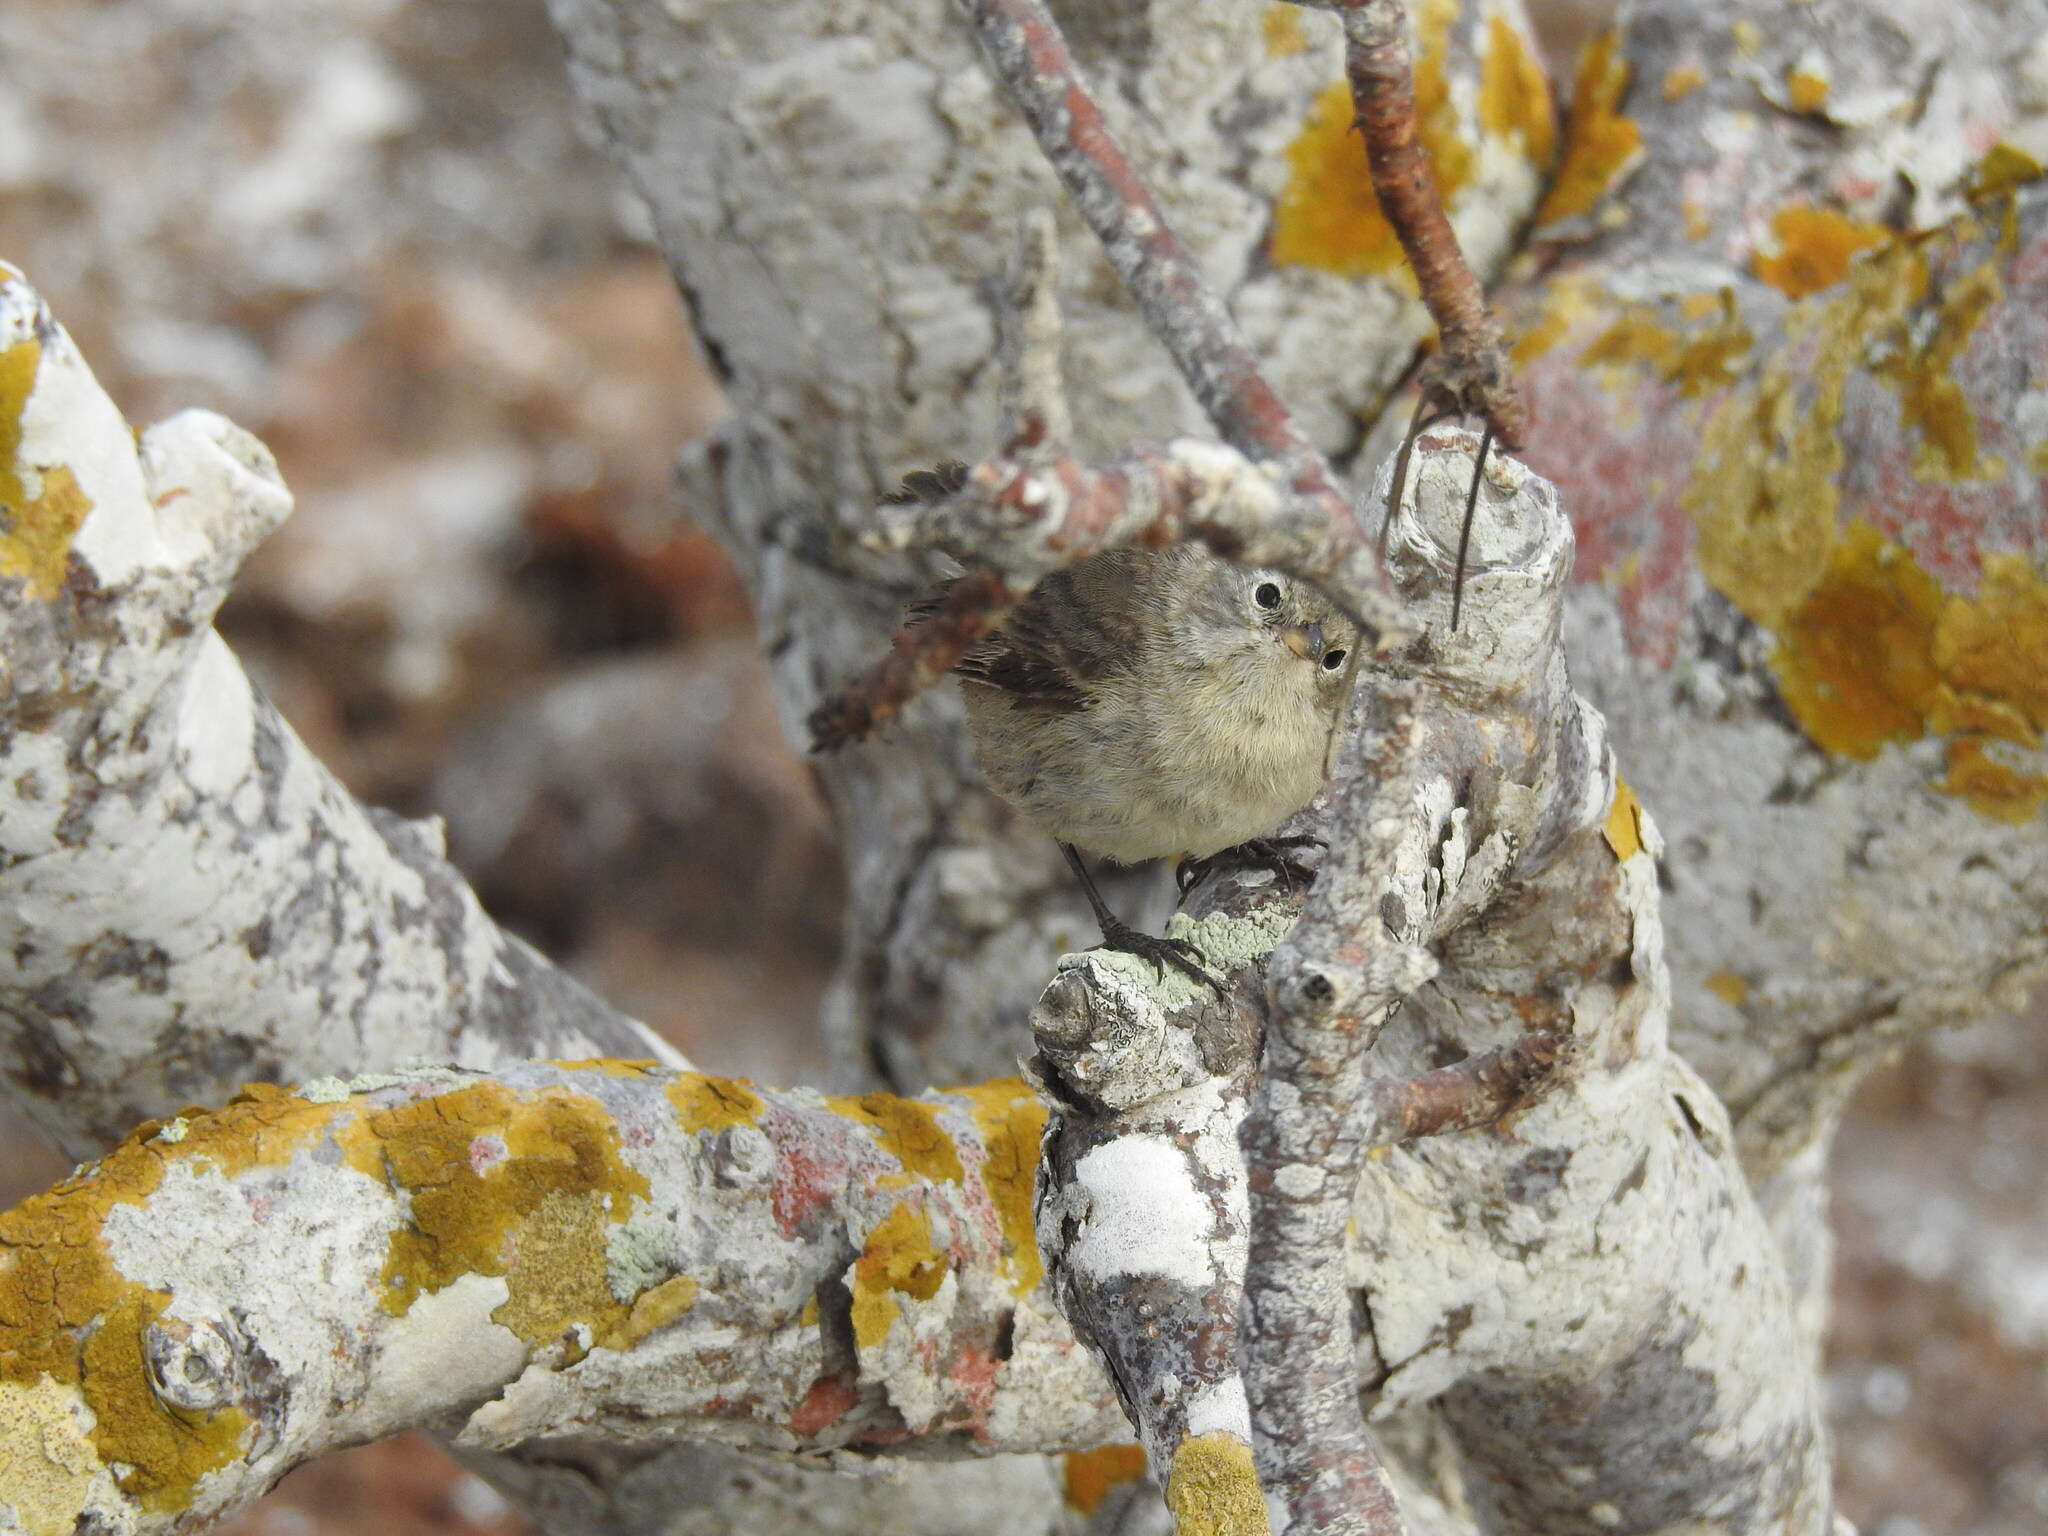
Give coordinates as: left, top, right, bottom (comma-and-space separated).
1321, 648, 1348, 671
1253, 581, 1283, 610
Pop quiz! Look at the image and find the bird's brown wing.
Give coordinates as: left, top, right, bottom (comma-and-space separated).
909, 555, 1151, 715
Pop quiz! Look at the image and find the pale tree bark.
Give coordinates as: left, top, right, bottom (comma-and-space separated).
2, 0, 2045, 1532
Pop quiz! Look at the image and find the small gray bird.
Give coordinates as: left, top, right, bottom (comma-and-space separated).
943, 541, 1359, 987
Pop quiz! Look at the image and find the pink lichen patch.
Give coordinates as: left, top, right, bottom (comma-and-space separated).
788, 1370, 861, 1437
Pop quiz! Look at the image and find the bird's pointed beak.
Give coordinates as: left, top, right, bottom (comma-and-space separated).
1281, 622, 1324, 661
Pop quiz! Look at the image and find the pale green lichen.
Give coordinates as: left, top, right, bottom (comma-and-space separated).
154, 1118, 189, 1144
1058, 901, 1299, 1011
297, 1078, 353, 1104
604, 1218, 679, 1304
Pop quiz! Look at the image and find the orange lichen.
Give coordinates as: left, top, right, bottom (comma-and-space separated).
1764, 526, 2048, 819
1579, 292, 1752, 398
1966, 143, 2045, 202
1165, 1433, 1272, 1535
1751, 204, 1888, 300
669, 1073, 766, 1135
1661, 64, 1704, 102
1271, 0, 1473, 277
1869, 254, 2003, 483
1935, 554, 2048, 733
346, 1082, 649, 1343
0, 1088, 352, 1514
81, 1295, 252, 1513
1704, 972, 1750, 1006
1770, 523, 1945, 759
1534, 30, 1643, 228
825, 1091, 965, 1188
1063, 1443, 1149, 1513
598, 1272, 700, 1352
1260, 4, 1307, 59
1, 338, 95, 601
1478, 12, 1556, 168
953, 1077, 1048, 1296
1784, 68, 1830, 115
849, 1200, 950, 1350
1603, 777, 1645, 862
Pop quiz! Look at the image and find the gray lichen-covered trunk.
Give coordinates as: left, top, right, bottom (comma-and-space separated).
3, 0, 2045, 1532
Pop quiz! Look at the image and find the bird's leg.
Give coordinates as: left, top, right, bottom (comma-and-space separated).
1450, 425, 1493, 632
1060, 843, 1227, 996
1176, 835, 1326, 895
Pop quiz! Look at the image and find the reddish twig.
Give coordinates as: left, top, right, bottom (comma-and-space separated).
1240, 684, 1424, 1536
1359, 1029, 1565, 1146
807, 567, 1021, 751
1311, 0, 1526, 449
956, 0, 1377, 558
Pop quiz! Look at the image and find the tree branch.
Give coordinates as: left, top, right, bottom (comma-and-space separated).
0, 1062, 1123, 1532
0, 267, 678, 1161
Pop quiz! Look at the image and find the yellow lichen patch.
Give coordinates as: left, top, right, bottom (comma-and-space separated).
1770, 522, 1945, 758
0, 465, 90, 601
1937, 738, 2048, 823
952, 1077, 1049, 1296
1, 338, 95, 601
849, 1200, 950, 1351
1661, 64, 1704, 102
79, 1294, 250, 1512
824, 1092, 964, 1188
0, 1374, 106, 1536
346, 1083, 649, 1337
2028, 440, 2048, 477
1869, 254, 2003, 483
668, 1073, 766, 1136
1271, 0, 1472, 277
1603, 776, 1645, 862
1478, 13, 1556, 169
1764, 526, 2048, 819
1164, 1432, 1272, 1535
1730, 18, 1763, 57
0, 1089, 342, 1392
1784, 68, 1830, 115
1260, 4, 1306, 58
1578, 295, 1753, 398
1751, 204, 1888, 300
597, 1272, 700, 1352
489, 1189, 621, 1352
544, 1058, 659, 1077
1934, 554, 2048, 734
1063, 1443, 1148, 1514
1704, 972, 1750, 1006
1966, 143, 2045, 202
1534, 30, 1643, 228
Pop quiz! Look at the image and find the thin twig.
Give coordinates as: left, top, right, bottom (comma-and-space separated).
1240, 683, 1424, 1536
956, 0, 1378, 563
1296, 0, 1526, 448
1358, 1029, 1565, 1146
807, 568, 1021, 750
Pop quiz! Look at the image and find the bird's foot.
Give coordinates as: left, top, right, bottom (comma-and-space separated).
1094, 917, 1229, 999
1176, 835, 1326, 895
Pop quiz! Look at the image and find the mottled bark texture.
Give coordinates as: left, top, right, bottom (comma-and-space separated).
0, 1059, 1122, 1533
0, 269, 678, 1163
544, 0, 1552, 1092
3, 0, 2045, 1531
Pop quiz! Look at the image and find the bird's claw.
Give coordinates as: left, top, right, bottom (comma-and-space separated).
1177, 835, 1326, 895
1095, 918, 1230, 999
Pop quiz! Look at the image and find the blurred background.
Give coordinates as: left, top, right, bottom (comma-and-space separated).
0, 2, 2040, 1533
